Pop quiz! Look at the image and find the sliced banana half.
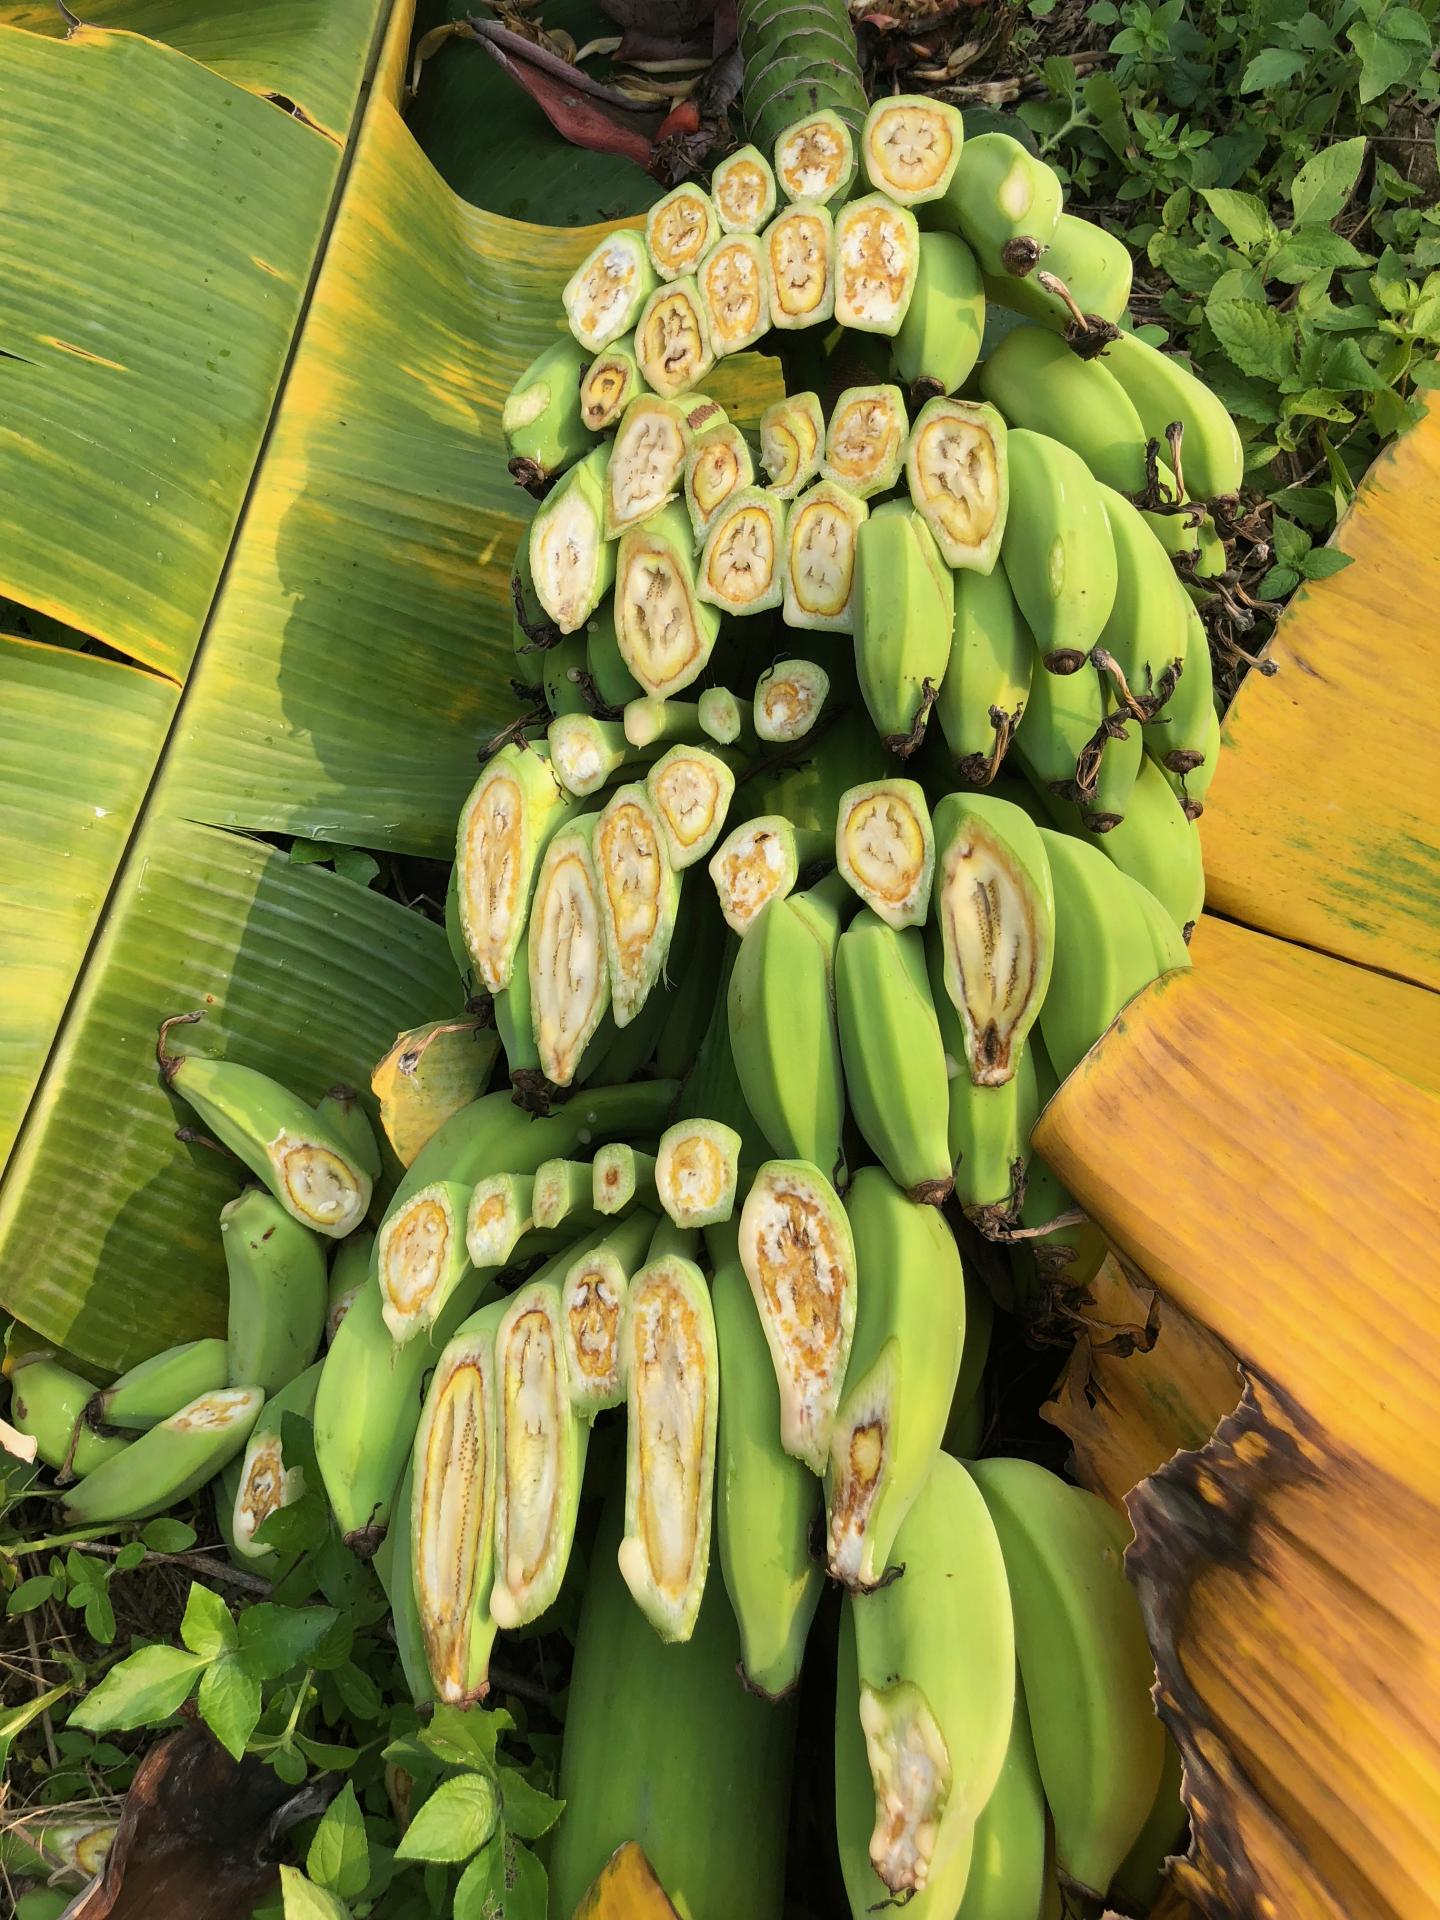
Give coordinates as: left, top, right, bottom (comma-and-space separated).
834, 195, 921, 335
646, 183, 720, 281
708, 814, 801, 934
697, 233, 770, 356
760, 389, 824, 497
579, 336, 645, 434
754, 657, 830, 743
489, 1281, 581, 1629
655, 1119, 742, 1229
773, 108, 856, 206
822, 384, 910, 501
646, 744, 737, 871
836, 778, 936, 928
698, 486, 786, 617
861, 95, 965, 206
412, 1329, 498, 1705
529, 445, 616, 633
936, 809, 1049, 1085
782, 478, 869, 633
594, 782, 679, 1027
604, 394, 691, 539
712, 143, 778, 233
563, 230, 658, 352
528, 816, 611, 1087
765, 204, 835, 331
615, 502, 721, 697
685, 422, 755, 540
378, 1180, 471, 1344
905, 396, 1010, 571
634, 276, 715, 398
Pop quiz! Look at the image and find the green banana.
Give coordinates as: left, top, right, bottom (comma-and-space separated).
549, 1482, 796, 1920
1152, 702, 1221, 820
561, 1210, 655, 1419
1144, 600, 1216, 769
706, 1218, 823, 1699
944, 1267, 994, 1458
1101, 327, 1245, 498
1006, 1030, 1108, 1313
698, 231, 771, 356
930, 791, 1055, 1088
1081, 680, 1144, 832
999, 428, 1118, 670
593, 1141, 659, 1215
157, 1018, 373, 1239
90, 1337, 229, 1431
375, 1177, 474, 1347
580, 601, 639, 715
646, 181, 720, 280
1123, 868, 1194, 979
905, 395, 1010, 572
623, 694, 708, 750
529, 443, 615, 633
951, 1679, 1049, 1920
547, 713, 634, 799
9, 1357, 129, 1478
712, 142, 777, 232
685, 421, 754, 538
697, 685, 748, 747
501, 336, 590, 489
985, 210, 1133, 334
493, 945, 543, 1093
220, 1187, 327, 1393
892, 230, 986, 396
968, 1457, 1165, 1897
615, 502, 722, 697
465, 1172, 547, 1269
1010, 645, 1105, 800
979, 324, 1151, 493
455, 741, 573, 994
738, 1158, 858, 1474
373, 1458, 432, 1706
854, 502, 954, 751
935, 131, 1062, 277
1096, 483, 1191, 716
230, 1360, 322, 1560
326, 1228, 372, 1343
634, 275, 715, 396
826, 1169, 966, 1588
655, 1118, 743, 1228
618, 1250, 720, 1641
698, 486, 787, 616
759, 388, 824, 495
833, 193, 920, 333
490, 1269, 592, 1629
822, 383, 909, 500
1085, 752, 1206, 939
565, 229, 658, 351
1034, 827, 1165, 1083
781, 477, 868, 632
312, 1083, 382, 1189
861, 94, 964, 205
527, 810, 612, 1087
836, 911, 953, 1201
410, 1295, 505, 1705
532, 1157, 598, 1233
1112, 1730, 1189, 1911
579, 333, 646, 433
542, 632, 589, 716
833, 782, 935, 942
593, 780, 681, 1027
728, 884, 847, 1180
62, 1387, 262, 1524
845, 1453, 1016, 1902
935, 553, 1034, 784
774, 107, 856, 204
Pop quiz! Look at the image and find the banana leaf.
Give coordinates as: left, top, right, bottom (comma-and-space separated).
0, 0, 777, 1368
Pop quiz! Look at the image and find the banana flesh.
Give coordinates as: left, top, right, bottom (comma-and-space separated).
592, 1142, 658, 1214
760, 389, 824, 495
604, 393, 692, 538
765, 202, 835, 330
708, 814, 818, 934
822, 383, 909, 499
755, 657, 829, 742
579, 334, 646, 433
594, 781, 680, 1026
712, 143, 777, 233
456, 742, 572, 993
614, 501, 721, 696
561, 1211, 654, 1418
646, 743, 736, 870
836, 778, 935, 928
782, 478, 867, 632
697, 232, 770, 355
905, 395, 1008, 571
655, 1118, 742, 1229
699, 486, 786, 616
527, 812, 612, 1088
684, 421, 753, 539
564, 230, 658, 352
377, 1177, 474, 1345
634, 276, 715, 397
231, 1360, 321, 1560
645, 184, 719, 282
773, 109, 856, 206
834, 193, 920, 334
465, 1171, 535, 1268
529, 443, 616, 633
861, 95, 964, 205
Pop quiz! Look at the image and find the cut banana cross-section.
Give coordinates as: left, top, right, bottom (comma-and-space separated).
906, 396, 1009, 572
465, 1172, 535, 1270
528, 815, 611, 1087
595, 783, 679, 1026
580, 337, 645, 433
646, 744, 737, 871
834, 196, 920, 335
861, 96, 964, 205
774, 110, 856, 206
378, 1180, 473, 1344
562, 1214, 653, 1419
739, 1161, 858, 1474
457, 743, 571, 993
822, 385, 909, 500
709, 816, 803, 934
755, 658, 830, 743
765, 204, 835, 330
685, 423, 754, 539
646, 184, 720, 281
760, 390, 825, 497
699, 488, 785, 616
615, 503, 721, 697
412, 1318, 499, 1705
783, 479, 868, 633
635, 277, 715, 398
564, 231, 658, 352
712, 144, 778, 233
529, 444, 616, 632
490, 1282, 584, 1629
618, 1254, 719, 1642
837, 779, 936, 929
698, 233, 770, 356
604, 395, 691, 538
656, 1119, 743, 1229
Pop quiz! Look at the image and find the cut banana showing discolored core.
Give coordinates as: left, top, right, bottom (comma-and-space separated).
528, 815, 611, 1088
378, 1179, 473, 1344
699, 487, 786, 616
755, 658, 830, 743
457, 744, 570, 993
635, 277, 715, 398
490, 1282, 585, 1629
593, 1142, 658, 1215
271, 1134, 367, 1238
833, 195, 920, 335
530, 444, 615, 633
933, 796, 1055, 1086
826, 1350, 896, 1588
646, 744, 737, 871
861, 95, 964, 206
618, 1255, 719, 1642
595, 783, 680, 1026
579, 337, 645, 433
615, 503, 721, 697
656, 1119, 743, 1229
773, 109, 856, 207
604, 394, 691, 538
905, 396, 1009, 572
564, 230, 658, 352
709, 816, 802, 935
739, 1161, 858, 1474
783, 479, 868, 633
822, 385, 909, 501
712, 144, 777, 233
837, 779, 936, 929
233, 1432, 303, 1560
412, 1320, 499, 1705
760, 390, 825, 497
765, 204, 835, 331
685, 423, 754, 539
646, 183, 720, 281
549, 714, 630, 799
698, 234, 770, 356
859, 1682, 954, 1893
466, 1172, 535, 1269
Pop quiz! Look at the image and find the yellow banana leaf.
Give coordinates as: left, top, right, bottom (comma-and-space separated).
0, 2, 778, 1367
1202, 396, 1440, 993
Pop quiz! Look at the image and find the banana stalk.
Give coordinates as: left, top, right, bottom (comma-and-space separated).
782, 478, 868, 632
